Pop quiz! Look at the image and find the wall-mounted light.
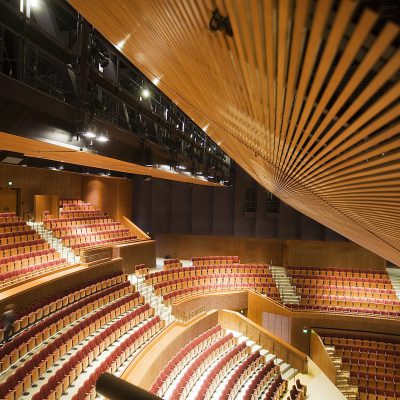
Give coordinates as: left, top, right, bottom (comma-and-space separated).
96, 133, 110, 143
142, 88, 150, 99
83, 130, 96, 139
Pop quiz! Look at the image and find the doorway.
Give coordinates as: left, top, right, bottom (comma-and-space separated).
0, 187, 19, 213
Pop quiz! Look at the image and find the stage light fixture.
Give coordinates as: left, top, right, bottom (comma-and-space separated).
142, 88, 150, 99
96, 133, 110, 143
83, 130, 96, 139
209, 8, 233, 37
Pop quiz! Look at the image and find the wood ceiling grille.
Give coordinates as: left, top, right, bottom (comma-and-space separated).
68, 0, 400, 265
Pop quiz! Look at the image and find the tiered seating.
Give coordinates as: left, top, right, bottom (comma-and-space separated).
150, 325, 291, 400
0, 273, 165, 400
0, 212, 20, 224
134, 263, 149, 275
0, 271, 125, 343
192, 256, 240, 266
321, 333, 400, 400
164, 258, 182, 270
144, 264, 280, 304
286, 266, 400, 318
0, 215, 68, 287
43, 199, 138, 254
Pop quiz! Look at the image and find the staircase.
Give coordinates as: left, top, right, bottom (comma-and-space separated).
324, 344, 358, 400
28, 221, 80, 264
387, 267, 400, 300
270, 266, 300, 304
130, 274, 175, 325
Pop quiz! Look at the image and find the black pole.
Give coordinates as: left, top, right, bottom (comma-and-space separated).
96, 373, 163, 400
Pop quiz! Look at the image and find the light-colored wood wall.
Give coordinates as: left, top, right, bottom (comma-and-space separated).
0, 164, 81, 218
156, 234, 285, 264
81, 175, 133, 221
310, 330, 337, 384
34, 194, 59, 220
113, 240, 156, 272
0, 164, 134, 222
284, 240, 386, 269
218, 310, 308, 373
247, 291, 400, 354
155, 234, 386, 269
0, 258, 123, 314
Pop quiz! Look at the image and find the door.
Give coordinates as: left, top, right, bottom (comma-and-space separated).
0, 188, 18, 213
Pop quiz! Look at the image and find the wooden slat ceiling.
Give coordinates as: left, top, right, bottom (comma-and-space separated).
68, 0, 400, 266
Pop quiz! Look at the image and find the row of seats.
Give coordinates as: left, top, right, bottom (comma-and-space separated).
0, 214, 20, 224
0, 229, 37, 242
287, 266, 388, 278
288, 304, 399, 318
297, 285, 397, 300
291, 276, 392, 289
164, 258, 182, 270
0, 282, 139, 371
70, 235, 137, 253
192, 255, 240, 266
150, 325, 224, 396
59, 199, 85, 206
44, 200, 139, 255
193, 342, 250, 400
0, 222, 30, 233
69, 316, 164, 400
298, 294, 400, 311
286, 265, 397, 318
0, 272, 126, 341
0, 266, 166, 400
51, 222, 123, 237
152, 323, 293, 400
145, 264, 271, 285
169, 333, 241, 399
0, 239, 48, 257
0, 257, 67, 288
29, 307, 161, 400
0, 248, 59, 271
153, 274, 276, 296
44, 217, 113, 229
163, 283, 280, 304
321, 334, 400, 400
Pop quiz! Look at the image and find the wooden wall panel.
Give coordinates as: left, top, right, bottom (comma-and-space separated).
284, 240, 386, 269
34, 195, 59, 220
81, 175, 133, 221
310, 330, 337, 384
0, 164, 81, 219
113, 240, 156, 272
247, 291, 400, 354
155, 234, 386, 269
0, 258, 123, 314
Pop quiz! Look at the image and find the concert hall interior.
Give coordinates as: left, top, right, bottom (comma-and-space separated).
0, 1, 399, 400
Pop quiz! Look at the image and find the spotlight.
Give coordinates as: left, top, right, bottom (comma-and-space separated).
142, 88, 150, 99
83, 130, 96, 139
30, 0, 41, 10
209, 8, 233, 37
96, 133, 110, 143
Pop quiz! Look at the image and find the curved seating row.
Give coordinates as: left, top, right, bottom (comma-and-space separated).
0, 295, 154, 400
0, 272, 126, 341
163, 283, 280, 304
321, 334, 400, 400
145, 264, 271, 285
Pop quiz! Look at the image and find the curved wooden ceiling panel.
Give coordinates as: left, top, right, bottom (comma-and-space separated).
68, 0, 400, 266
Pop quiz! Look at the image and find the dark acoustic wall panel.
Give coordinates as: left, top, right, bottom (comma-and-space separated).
170, 182, 192, 234
191, 185, 213, 235
150, 179, 171, 234
212, 186, 235, 237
